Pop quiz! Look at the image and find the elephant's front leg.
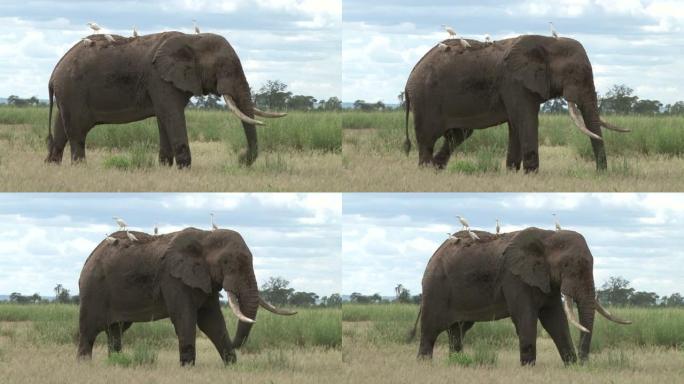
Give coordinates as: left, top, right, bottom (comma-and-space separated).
503, 278, 540, 365
197, 298, 237, 364
170, 311, 198, 366
503, 92, 541, 173
153, 97, 192, 169
156, 118, 174, 166
539, 296, 577, 365
433, 129, 473, 169
506, 122, 522, 171
447, 321, 474, 353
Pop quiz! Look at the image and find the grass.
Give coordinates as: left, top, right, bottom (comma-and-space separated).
342, 111, 684, 191
0, 303, 341, 383
0, 106, 341, 191
342, 303, 684, 383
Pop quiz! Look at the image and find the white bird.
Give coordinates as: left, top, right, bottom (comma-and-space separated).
456, 215, 469, 230
496, 219, 501, 235
549, 22, 559, 39
113, 216, 127, 230
104, 34, 115, 43
193, 19, 200, 34
87, 22, 101, 33
210, 212, 219, 231
553, 213, 562, 231
126, 230, 138, 242
154, 223, 158, 236
81, 38, 94, 47
446, 232, 459, 241
460, 38, 471, 48
105, 234, 116, 244
441, 24, 457, 38
484, 34, 492, 45
133, 26, 139, 38
437, 42, 448, 51
467, 230, 480, 241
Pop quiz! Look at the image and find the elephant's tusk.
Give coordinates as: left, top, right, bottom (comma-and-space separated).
562, 294, 590, 333
600, 119, 631, 133
227, 291, 255, 324
253, 108, 287, 118
595, 297, 632, 324
568, 103, 602, 141
223, 95, 264, 126
259, 296, 297, 316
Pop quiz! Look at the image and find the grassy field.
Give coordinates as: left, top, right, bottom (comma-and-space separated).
342, 304, 684, 383
343, 111, 684, 191
0, 106, 341, 191
0, 303, 342, 383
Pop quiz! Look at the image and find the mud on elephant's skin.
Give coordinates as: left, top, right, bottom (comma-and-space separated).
404, 35, 629, 172
410, 227, 631, 366
77, 227, 296, 366
45, 32, 286, 168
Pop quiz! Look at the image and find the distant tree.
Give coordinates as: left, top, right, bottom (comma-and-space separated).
395, 287, 411, 304
320, 97, 342, 111
288, 95, 317, 110
289, 291, 318, 307
397, 91, 405, 108
666, 101, 684, 115
350, 292, 370, 304
369, 293, 383, 304
628, 291, 659, 307
254, 80, 291, 110
326, 293, 342, 307
540, 98, 567, 113
411, 293, 422, 305
661, 293, 684, 307
599, 84, 638, 114
260, 277, 294, 306
597, 276, 634, 306
9, 292, 30, 304
6, 95, 40, 107
632, 99, 662, 115
30, 293, 42, 304
54, 284, 71, 304
70, 295, 80, 305
374, 101, 386, 111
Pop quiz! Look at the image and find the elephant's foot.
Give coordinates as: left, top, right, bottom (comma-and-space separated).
159, 153, 174, 167
506, 160, 521, 171
522, 151, 539, 173
432, 155, 450, 170
174, 144, 192, 169
179, 344, 196, 366
238, 149, 257, 166
45, 152, 64, 164
223, 350, 237, 365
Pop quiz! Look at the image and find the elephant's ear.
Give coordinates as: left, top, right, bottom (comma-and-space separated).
152, 34, 203, 96
502, 37, 550, 99
164, 233, 211, 294
502, 227, 550, 293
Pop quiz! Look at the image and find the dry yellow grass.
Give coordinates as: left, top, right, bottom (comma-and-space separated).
0, 138, 341, 192
343, 129, 684, 192
342, 322, 684, 384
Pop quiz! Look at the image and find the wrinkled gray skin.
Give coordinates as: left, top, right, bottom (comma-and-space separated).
46, 32, 265, 168
78, 228, 290, 365
404, 35, 628, 172
411, 227, 629, 366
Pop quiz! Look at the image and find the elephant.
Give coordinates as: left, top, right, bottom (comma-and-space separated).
409, 227, 631, 366
403, 35, 630, 172
77, 227, 296, 365
45, 32, 286, 168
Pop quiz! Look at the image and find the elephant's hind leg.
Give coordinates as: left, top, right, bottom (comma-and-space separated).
45, 115, 68, 164
433, 129, 474, 169
77, 322, 102, 360
447, 321, 474, 353
106, 321, 132, 355
197, 299, 236, 364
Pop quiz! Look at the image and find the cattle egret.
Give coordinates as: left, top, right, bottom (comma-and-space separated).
447, 232, 459, 242
87, 22, 101, 32
126, 231, 138, 242
484, 34, 492, 45
553, 213, 562, 231
210, 212, 219, 231
133, 26, 139, 38
467, 230, 480, 241
441, 24, 457, 38
437, 42, 448, 51
81, 38, 94, 47
154, 224, 158, 236
496, 219, 501, 235
113, 216, 127, 230
105, 234, 116, 244
460, 38, 471, 48
104, 34, 115, 43
193, 19, 200, 34
456, 215, 469, 230
549, 22, 559, 39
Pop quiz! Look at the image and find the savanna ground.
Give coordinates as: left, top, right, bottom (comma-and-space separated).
343, 111, 684, 191
342, 304, 684, 383
0, 106, 341, 192
0, 303, 341, 383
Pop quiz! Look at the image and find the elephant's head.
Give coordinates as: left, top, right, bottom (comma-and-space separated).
501, 35, 630, 170
502, 227, 631, 360
164, 228, 296, 348
152, 32, 286, 165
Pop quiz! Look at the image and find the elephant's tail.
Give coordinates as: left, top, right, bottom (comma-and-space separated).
46, 82, 54, 149
406, 304, 421, 342
403, 91, 411, 155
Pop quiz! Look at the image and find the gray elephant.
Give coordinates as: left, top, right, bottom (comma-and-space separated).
78, 227, 295, 365
46, 32, 286, 168
410, 227, 631, 365
404, 35, 629, 172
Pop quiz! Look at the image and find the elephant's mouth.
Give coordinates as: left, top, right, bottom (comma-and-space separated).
222, 94, 287, 126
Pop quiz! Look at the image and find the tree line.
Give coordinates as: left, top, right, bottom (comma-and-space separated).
348, 277, 684, 307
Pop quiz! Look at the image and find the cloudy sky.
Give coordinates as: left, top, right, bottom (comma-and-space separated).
0, 0, 341, 100
343, 193, 684, 298
343, 0, 684, 104
0, 193, 341, 297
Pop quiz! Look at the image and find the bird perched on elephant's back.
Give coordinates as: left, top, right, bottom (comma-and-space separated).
411, 227, 631, 366
77, 227, 296, 366
45, 31, 286, 168
404, 35, 629, 173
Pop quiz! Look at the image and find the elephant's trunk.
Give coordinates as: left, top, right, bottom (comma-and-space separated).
562, 279, 596, 362
578, 95, 608, 171
230, 270, 259, 349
